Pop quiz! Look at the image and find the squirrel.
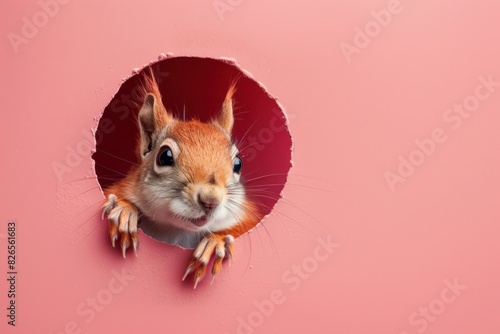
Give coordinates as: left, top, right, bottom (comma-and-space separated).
101, 68, 262, 288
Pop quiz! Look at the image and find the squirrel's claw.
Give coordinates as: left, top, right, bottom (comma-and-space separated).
102, 194, 139, 258
109, 224, 118, 248
120, 233, 130, 258
132, 234, 139, 257
183, 234, 234, 288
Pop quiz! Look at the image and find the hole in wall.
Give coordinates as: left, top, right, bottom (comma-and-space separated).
92, 56, 292, 248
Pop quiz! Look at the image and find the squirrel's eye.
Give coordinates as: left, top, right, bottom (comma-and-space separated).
157, 146, 174, 166
233, 156, 242, 174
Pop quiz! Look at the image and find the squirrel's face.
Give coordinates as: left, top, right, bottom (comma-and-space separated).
138, 120, 246, 232
133, 76, 246, 233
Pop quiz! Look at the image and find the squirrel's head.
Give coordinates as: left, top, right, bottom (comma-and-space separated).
134, 71, 246, 233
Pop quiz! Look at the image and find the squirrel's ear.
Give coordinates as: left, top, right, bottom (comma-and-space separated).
216, 83, 236, 133
138, 93, 171, 156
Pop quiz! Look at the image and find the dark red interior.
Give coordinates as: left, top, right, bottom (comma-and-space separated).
92, 56, 292, 223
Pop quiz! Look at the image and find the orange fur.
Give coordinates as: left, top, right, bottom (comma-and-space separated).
217, 79, 238, 132
139, 68, 172, 130
171, 121, 232, 185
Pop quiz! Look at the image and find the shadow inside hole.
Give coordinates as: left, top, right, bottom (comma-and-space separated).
92, 56, 292, 248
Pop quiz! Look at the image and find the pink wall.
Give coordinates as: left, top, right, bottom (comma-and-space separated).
2, 0, 500, 333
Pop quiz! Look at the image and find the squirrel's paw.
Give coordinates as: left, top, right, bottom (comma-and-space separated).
102, 194, 139, 258
182, 234, 235, 289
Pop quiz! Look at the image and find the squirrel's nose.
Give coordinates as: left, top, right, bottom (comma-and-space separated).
198, 193, 220, 210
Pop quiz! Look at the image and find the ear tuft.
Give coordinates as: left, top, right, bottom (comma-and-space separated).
138, 93, 157, 133
216, 79, 239, 133
137, 68, 172, 157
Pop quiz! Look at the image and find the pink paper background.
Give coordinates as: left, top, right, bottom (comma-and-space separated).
1, 0, 500, 333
